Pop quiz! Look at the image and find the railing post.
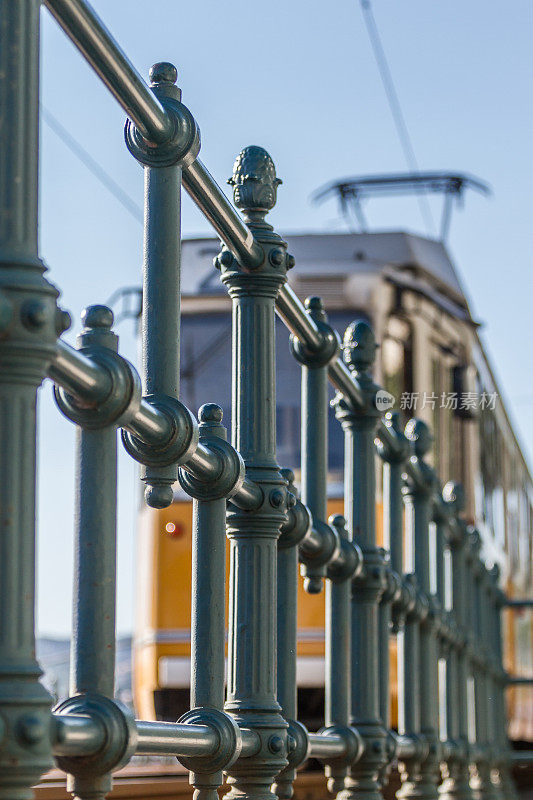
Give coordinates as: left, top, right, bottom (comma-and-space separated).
488, 568, 519, 800
377, 561, 393, 750
334, 321, 388, 800
122, 62, 200, 508
177, 403, 247, 796
376, 412, 407, 785
274, 469, 311, 800
324, 514, 360, 795
294, 296, 339, 593
467, 530, 495, 800
219, 146, 290, 800
433, 496, 457, 794
440, 484, 475, 800
478, 567, 505, 800
53, 306, 135, 800
400, 420, 441, 800
0, 1, 61, 795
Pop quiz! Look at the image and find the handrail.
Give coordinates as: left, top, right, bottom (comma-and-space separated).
48, 340, 263, 510
44, 0, 171, 143
42, 0, 407, 437
1, 3, 521, 799
182, 160, 264, 269
44, 0, 264, 271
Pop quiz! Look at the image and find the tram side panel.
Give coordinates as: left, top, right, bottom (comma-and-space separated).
133, 498, 394, 727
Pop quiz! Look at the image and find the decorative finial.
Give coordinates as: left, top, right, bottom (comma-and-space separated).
305, 296, 324, 314
149, 62, 178, 85
469, 528, 482, 552
145, 484, 174, 509
81, 305, 114, 330
198, 403, 223, 423
442, 480, 465, 513
404, 418, 433, 458
329, 514, 347, 531
280, 467, 295, 485
228, 146, 282, 222
343, 319, 377, 373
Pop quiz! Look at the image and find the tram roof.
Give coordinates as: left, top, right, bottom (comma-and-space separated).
181, 230, 472, 314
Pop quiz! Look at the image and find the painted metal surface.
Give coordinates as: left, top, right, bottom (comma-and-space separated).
0, 4, 529, 800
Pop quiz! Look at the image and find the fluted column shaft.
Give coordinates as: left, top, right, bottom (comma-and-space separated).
400, 487, 440, 800
220, 157, 290, 800
398, 420, 441, 800
0, 2, 59, 796
334, 321, 387, 800
440, 527, 476, 800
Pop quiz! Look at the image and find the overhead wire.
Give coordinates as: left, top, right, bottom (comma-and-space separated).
358, 0, 436, 236
41, 105, 144, 224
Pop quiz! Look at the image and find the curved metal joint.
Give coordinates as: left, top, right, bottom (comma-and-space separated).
442, 481, 466, 545
299, 518, 340, 594
318, 725, 363, 768
290, 296, 340, 367
352, 546, 388, 600
401, 573, 429, 623
53, 695, 137, 782
122, 394, 198, 472
285, 719, 310, 771
392, 574, 417, 631
125, 63, 200, 168
176, 708, 242, 773
376, 411, 409, 464
326, 514, 363, 582
178, 404, 245, 501
382, 565, 402, 605
422, 593, 442, 633
438, 609, 453, 647
272, 720, 309, 800
278, 470, 312, 550
396, 732, 430, 764
402, 424, 435, 501
54, 306, 142, 430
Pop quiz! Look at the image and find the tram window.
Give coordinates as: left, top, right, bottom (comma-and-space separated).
431, 353, 456, 483
328, 411, 345, 472
524, 504, 533, 586
431, 358, 441, 472
381, 316, 413, 413
479, 422, 490, 526
450, 416, 465, 488
478, 398, 505, 543
507, 459, 520, 573
518, 482, 531, 581
276, 405, 300, 470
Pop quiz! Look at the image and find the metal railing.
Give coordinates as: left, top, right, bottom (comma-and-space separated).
0, 3, 530, 800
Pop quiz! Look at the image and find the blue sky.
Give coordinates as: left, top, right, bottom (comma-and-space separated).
37, 0, 533, 635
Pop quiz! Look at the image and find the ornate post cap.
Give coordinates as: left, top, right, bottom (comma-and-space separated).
467, 527, 482, 557
125, 61, 200, 167
342, 319, 377, 374
149, 61, 178, 86
404, 418, 433, 459
333, 319, 381, 419
228, 145, 282, 224
442, 480, 465, 514
402, 419, 435, 503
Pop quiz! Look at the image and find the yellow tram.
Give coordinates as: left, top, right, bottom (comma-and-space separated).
133, 231, 533, 741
